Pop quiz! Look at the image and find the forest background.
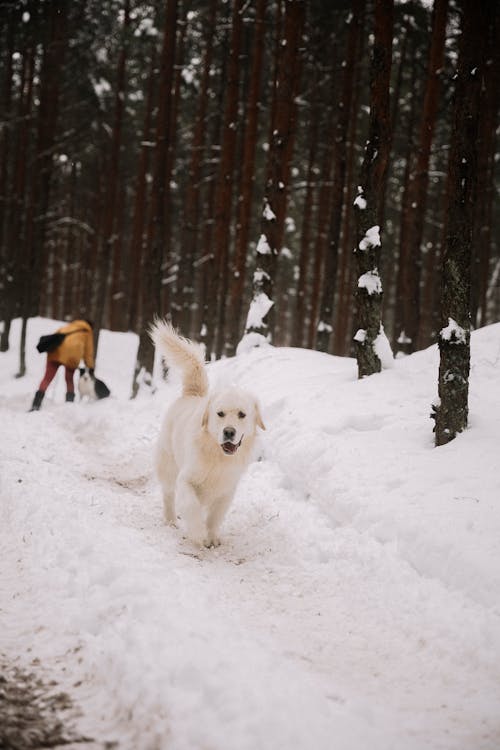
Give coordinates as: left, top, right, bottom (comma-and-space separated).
0, 0, 498, 384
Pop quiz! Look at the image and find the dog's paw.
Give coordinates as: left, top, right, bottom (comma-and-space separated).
164, 513, 178, 528
204, 536, 221, 549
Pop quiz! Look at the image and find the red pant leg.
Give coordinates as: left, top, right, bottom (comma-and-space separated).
39, 360, 60, 392
65, 366, 75, 393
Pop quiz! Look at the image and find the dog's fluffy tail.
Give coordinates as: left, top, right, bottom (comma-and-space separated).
149, 319, 208, 398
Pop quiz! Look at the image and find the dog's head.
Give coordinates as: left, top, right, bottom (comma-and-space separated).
79, 367, 94, 384
202, 387, 265, 456
78, 367, 95, 398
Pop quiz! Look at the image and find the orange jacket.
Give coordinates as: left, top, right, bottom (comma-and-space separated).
47, 319, 95, 370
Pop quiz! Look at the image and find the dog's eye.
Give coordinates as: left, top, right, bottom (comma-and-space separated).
217, 411, 225, 418
238, 411, 246, 419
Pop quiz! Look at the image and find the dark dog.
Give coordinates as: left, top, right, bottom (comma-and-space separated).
78, 367, 110, 401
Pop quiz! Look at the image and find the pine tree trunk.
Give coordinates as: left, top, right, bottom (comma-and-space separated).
306, 48, 339, 351
211, 0, 244, 358
434, 0, 490, 446
399, 0, 448, 353
132, 0, 177, 398
197, 17, 229, 354
18, 0, 68, 376
95, 0, 130, 337
162, 6, 188, 316
353, 0, 393, 379
316, 0, 365, 353
292, 81, 320, 348
132, 0, 178, 396
0, 35, 34, 352
470, 4, 498, 328
0, 6, 14, 278
392, 38, 419, 352
227, 0, 266, 353
245, 0, 305, 343
333, 51, 363, 357
127, 42, 157, 332
178, 0, 217, 336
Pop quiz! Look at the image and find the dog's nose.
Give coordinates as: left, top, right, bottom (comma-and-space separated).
223, 426, 236, 442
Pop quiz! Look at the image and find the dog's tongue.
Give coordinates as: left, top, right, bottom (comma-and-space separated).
222, 441, 238, 455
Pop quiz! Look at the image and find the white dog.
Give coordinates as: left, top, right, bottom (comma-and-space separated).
149, 320, 265, 547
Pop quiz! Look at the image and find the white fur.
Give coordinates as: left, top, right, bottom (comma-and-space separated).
78, 370, 96, 400
150, 320, 265, 547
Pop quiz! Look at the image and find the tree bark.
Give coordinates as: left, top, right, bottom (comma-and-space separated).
210, 0, 244, 358
127, 41, 157, 332
399, 0, 448, 353
353, 0, 393, 378
245, 0, 305, 342
292, 75, 321, 348
227, 0, 266, 352
18, 0, 68, 376
470, 4, 499, 328
392, 34, 420, 352
333, 36, 364, 357
0, 37, 34, 352
132, 0, 178, 397
316, 0, 365, 353
95, 0, 130, 338
433, 0, 490, 446
178, 0, 217, 338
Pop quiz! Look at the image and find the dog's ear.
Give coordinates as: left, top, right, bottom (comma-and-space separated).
255, 400, 266, 430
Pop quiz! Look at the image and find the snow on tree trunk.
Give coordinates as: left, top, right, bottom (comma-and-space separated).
241, 0, 304, 349
353, 0, 393, 379
243, 226, 275, 346
433, 0, 489, 446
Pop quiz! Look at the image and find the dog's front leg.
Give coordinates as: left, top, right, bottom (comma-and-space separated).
175, 474, 206, 545
205, 495, 233, 548
162, 490, 176, 526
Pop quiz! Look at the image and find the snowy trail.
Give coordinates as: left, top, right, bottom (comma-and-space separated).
2, 399, 497, 750
2, 318, 500, 749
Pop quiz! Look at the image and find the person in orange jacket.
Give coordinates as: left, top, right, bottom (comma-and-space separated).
30, 319, 95, 411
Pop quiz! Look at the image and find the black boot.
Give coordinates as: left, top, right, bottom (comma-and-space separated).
29, 390, 45, 412
66, 392, 75, 403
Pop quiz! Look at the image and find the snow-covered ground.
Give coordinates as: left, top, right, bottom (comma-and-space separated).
1, 316, 499, 750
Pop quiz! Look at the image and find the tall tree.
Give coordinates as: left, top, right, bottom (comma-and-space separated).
127, 40, 158, 332
132, 0, 178, 398
94, 0, 131, 339
244, 0, 305, 343
397, 0, 449, 353
433, 0, 491, 446
333, 36, 365, 357
353, 0, 393, 378
0, 24, 34, 352
470, 4, 499, 328
178, 0, 217, 336
392, 32, 421, 351
0, 5, 15, 274
292, 70, 321, 348
316, 0, 365, 353
18, 0, 69, 376
227, 0, 267, 352
210, 0, 245, 358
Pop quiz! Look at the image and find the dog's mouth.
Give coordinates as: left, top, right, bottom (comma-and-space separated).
221, 437, 242, 455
